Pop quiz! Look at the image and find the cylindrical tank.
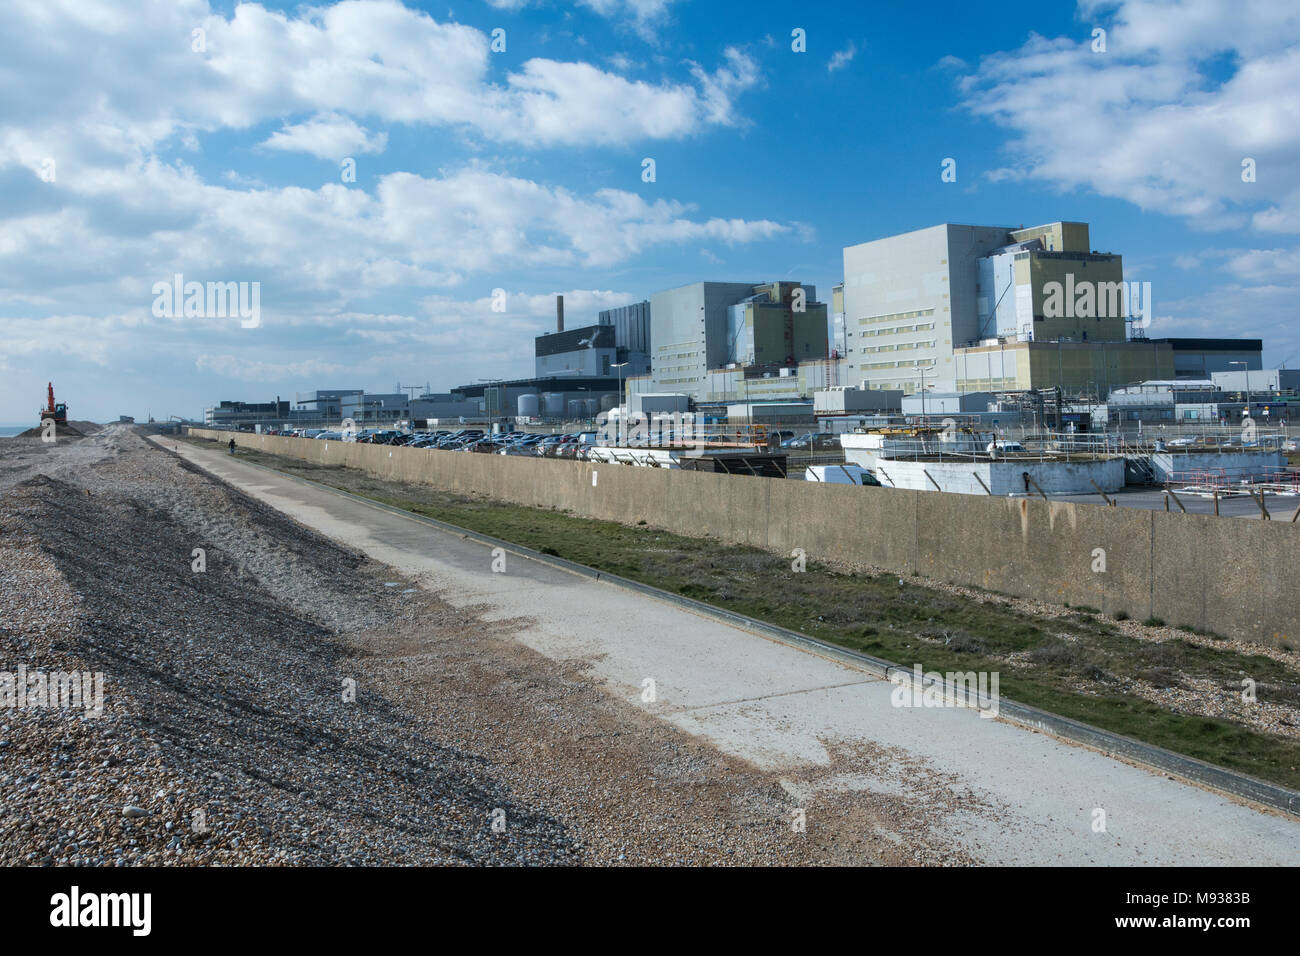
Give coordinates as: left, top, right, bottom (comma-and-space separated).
517, 394, 540, 417
599, 394, 617, 412
567, 400, 583, 419
584, 398, 598, 417
542, 392, 565, 417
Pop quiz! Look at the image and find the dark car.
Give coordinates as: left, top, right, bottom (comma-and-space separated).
437, 429, 483, 449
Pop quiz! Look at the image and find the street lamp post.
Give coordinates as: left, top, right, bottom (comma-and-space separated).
612, 362, 629, 417
918, 363, 933, 420
1229, 361, 1251, 431
611, 362, 628, 409
477, 378, 504, 429
611, 362, 629, 442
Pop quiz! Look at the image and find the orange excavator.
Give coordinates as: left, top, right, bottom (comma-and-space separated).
40, 382, 68, 425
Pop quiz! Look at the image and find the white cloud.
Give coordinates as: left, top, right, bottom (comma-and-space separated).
1155, 281, 1297, 346
487, 0, 678, 38
486, 60, 703, 144
955, 0, 1300, 231
828, 43, 857, 73
576, 0, 679, 41
606, 53, 639, 73
261, 113, 388, 158
195, 354, 347, 382
1191, 246, 1300, 283
689, 48, 761, 126
0, 2, 786, 339
0, 0, 759, 159
947, 1, 1300, 366
0, 1, 782, 417
189, 287, 641, 385
0, 157, 790, 343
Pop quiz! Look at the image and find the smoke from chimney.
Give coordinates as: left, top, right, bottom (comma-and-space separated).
556, 294, 564, 332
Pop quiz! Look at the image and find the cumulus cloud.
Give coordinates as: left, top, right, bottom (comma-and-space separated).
0, 0, 759, 161
1, 158, 789, 319
261, 113, 388, 158
0, 18, 783, 314
0, 1, 781, 416
1221, 247, 1300, 282
0, 157, 790, 398
953, 0, 1300, 232
949, 0, 1300, 364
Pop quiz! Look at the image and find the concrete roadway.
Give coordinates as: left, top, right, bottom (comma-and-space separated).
156, 436, 1300, 865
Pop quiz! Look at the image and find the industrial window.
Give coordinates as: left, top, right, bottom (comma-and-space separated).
859, 308, 935, 326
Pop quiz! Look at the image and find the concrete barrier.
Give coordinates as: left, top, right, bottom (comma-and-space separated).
880, 457, 1126, 495
1150, 449, 1283, 482
190, 428, 1299, 645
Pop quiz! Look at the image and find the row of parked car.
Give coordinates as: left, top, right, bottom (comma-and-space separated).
277, 427, 608, 458
779, 431, 841, 451
261, 425, 842, 454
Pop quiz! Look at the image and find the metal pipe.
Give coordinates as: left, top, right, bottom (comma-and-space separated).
1089, 478, 1114, 507
1252, 489, 1271, 520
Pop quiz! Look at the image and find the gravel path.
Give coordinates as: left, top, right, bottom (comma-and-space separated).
0, 426, 956, 865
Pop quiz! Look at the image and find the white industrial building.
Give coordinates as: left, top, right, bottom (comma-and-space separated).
840, 223, 1011, 395
838, 221, 1135, 397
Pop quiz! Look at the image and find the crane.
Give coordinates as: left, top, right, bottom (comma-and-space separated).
39, 382, 68, 426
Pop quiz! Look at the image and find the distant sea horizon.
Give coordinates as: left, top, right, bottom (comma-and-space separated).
0, 425, 30, 437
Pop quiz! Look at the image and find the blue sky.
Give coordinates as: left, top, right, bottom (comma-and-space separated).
2, 0, 1298, 422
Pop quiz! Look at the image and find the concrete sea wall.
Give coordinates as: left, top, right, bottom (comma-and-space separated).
189, 428, 1298, 645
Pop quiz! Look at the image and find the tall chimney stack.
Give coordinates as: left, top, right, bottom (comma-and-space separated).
556, 294, 564, 333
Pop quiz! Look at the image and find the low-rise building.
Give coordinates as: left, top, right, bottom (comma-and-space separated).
204, 397, 290, 429
340, 392, 410, 426
1149, 338, 1263, 378
293, 389, 363, 425
813, 386, 903, 415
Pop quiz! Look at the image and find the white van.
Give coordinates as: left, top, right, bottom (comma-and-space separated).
804, 464, 882, 486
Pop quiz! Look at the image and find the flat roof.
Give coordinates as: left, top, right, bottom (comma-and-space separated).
1147, 337, 1263, 350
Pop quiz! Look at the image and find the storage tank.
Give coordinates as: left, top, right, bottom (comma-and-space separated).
584, 398, 598, 417
599, 394, 617, 412
542, 392, 565, 417
567, 400, 584, 419
517, 394, 540, 417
